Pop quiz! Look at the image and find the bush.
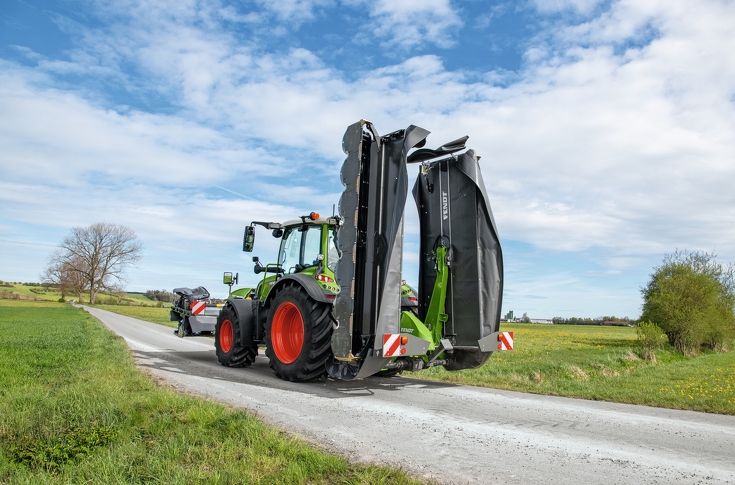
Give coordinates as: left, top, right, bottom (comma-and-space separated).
145, 289, 175, 303
636, 321, 667, 362
641, 250, 735, 355
96, 296, 119, 305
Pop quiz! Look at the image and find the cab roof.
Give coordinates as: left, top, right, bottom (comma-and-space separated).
281, 216, 340, 228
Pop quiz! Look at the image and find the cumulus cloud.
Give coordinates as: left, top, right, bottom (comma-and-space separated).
348, 0, 463, 49
533, 0, 604, 15
6, 0, 735, 257
3, 0, 735, 314
0, 64, 288, 188
254, 0, 334, 23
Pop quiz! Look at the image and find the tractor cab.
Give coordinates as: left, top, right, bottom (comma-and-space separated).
245, 213, 341, 301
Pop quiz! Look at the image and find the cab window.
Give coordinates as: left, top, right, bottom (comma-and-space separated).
303, 226, 322, 267
279, 228, 302, 272
279, 225, 324, 273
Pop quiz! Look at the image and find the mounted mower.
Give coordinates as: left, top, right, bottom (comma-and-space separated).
214, 120, 508, 381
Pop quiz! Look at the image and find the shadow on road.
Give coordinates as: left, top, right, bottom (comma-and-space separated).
132, 348, 459, 400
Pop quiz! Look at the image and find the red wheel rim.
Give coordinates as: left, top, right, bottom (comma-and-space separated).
220, 319, 233, 353
271, 301, 304, 364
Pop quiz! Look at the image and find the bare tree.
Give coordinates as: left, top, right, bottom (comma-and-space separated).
51, 222, 142, 304
42, 253, 90, 302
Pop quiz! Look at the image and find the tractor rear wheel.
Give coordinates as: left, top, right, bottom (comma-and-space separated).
265, 283, 332, 382
215, 305, 257, 367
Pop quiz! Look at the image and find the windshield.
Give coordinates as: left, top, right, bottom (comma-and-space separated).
279, 224, 324, 272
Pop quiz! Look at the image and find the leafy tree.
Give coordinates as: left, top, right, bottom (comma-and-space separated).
641, 250, 735, 355
47, 223, 142, 304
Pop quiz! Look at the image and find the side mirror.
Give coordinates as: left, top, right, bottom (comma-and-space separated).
223, 272, 233, 285
243, 226, 255, 252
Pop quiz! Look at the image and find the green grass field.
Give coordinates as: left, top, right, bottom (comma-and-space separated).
0, 283, 65, 301
0, 300, 426, 484
0, 281, 178, 328
420, 324, 735, 414
94, 304, 176, 328
0, 283, 161, 307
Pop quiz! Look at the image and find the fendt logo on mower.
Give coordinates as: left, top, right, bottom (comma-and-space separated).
442, 191, 449, 220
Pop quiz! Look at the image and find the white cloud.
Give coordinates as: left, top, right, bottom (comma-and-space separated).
347, 0, 463, 49
254, 0, 334, 23
6, 0, 735, 262
533, 0, 604, 15
3, 0, 735, 315
0, 63, 291, 188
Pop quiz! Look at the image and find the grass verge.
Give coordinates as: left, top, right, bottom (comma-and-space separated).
419, 324, 735, 415
0, 300, 426, 484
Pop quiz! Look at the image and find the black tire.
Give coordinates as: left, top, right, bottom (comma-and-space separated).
264, 283, 333, 382
215, 305, 257, 368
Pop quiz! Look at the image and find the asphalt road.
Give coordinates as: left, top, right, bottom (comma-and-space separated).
85, 306, 735, 485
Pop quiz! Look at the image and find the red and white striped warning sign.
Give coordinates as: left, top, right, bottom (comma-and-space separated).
498, 331, 514, 350
383, 334, 401, 357
190, 300, 207, 315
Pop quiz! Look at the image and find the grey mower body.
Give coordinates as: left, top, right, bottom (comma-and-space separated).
413, 150, 504, 369
332, 120, 503, 375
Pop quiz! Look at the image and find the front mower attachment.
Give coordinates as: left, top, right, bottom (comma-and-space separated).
331, 120, 504, 378
332, 120, 429, 365
413, 150, 504, 369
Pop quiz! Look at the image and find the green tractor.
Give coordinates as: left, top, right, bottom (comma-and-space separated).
215, 211, 418, 380
214, 119, 508, 382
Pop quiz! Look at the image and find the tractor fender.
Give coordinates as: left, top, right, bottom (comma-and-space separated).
226, 298, 257, 347
267, 273, 334, 306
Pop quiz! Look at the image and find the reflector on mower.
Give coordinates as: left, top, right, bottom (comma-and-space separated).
189, 300, 207, 315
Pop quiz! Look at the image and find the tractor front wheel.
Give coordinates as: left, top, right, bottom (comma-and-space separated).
265, 284, 332, 382
215, 305, 257, 367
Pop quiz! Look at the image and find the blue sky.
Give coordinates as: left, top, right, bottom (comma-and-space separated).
2, 0, 734, 319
